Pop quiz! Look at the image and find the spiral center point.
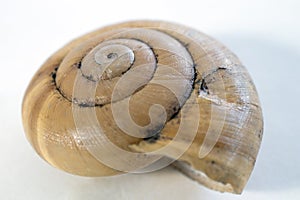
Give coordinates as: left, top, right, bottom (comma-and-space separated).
107, 53, 118, 59
81, 43, 134, 81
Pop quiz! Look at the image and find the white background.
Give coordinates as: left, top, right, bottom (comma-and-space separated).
1, 0, 299, 199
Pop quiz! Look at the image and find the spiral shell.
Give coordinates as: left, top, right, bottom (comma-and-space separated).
22, 21, 263, 194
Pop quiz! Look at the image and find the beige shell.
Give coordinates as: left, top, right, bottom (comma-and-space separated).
22, 21, 263, 194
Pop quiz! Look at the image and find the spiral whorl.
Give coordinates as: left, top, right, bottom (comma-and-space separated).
22, 21, 263, 194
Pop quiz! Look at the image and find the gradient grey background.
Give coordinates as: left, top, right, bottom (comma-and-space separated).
0, 0, 299, 199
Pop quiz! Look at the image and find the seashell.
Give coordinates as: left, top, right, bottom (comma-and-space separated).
22, 21, 263, 194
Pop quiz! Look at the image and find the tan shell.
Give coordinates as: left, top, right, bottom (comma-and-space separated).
22, 21, 263, 194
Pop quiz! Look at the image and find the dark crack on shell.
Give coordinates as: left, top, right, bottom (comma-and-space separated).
200, 79, 209, 95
